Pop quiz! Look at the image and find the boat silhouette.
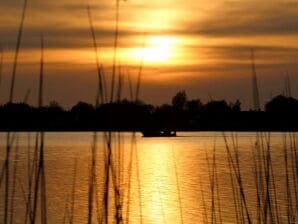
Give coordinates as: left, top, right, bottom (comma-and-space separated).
141, 129, 177, 137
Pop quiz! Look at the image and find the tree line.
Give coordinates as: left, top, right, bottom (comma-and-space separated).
0, 91, 298, 131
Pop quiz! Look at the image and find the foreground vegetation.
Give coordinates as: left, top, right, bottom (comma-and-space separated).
201, 132, 298, 223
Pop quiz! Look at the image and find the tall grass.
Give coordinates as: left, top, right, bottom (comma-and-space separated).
0, 47, 3, 90
31, 34, 47, 224
126, 69, 134, 101
135, 33, 146, 102
69, 158, 77, 224
9, 0, 28, 103
251, 49, 260, 111
87, 5, 105, 106
201, 133, 298, 223
171, 147, 184, 224
2, 1, 28, 223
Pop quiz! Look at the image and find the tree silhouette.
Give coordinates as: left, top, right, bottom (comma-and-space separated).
172, 90, 187, 110
229, 100, 241, 112
205, 100, 231, 113
265, 95, 298, 113
186, 99, 204, 115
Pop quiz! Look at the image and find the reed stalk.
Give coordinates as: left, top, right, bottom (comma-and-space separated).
134, 135, 143, 224
125, 133, 136, 224
3, 1, 28, 223
87, 5, 105, 106
116, 64, 123, 102
62, 195, 70, 224
87, 131, 97, 224
4, 132, 12, 224
103, 132, 112, 224
252, 140, 262, 223
283, 135, 294, 223
228, 145, 241, 223
31, 34, 47, 224
200, 180, 208, 224
213, 146, 222, 224
9, 0, 28, 103
135, 33, 146, 102
9, 137, 19, 224
69, 158, 77, 224
205, 148, 215, 223
101, 64, 108, 103
25, 132, 39, 224
127, 69, 134, 101
171, 147, 184, 224
0, 48, 3, 89
110, 0, 120, 102
95, 169, 103, 224
223, 134, 252, 224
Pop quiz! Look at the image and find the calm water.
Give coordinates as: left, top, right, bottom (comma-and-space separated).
0, 132, 296, 223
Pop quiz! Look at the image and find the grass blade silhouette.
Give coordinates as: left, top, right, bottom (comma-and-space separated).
9, 0, 28, 103
87, 5, 104, 106
0, 48, 3, 89
135, 33, 146, 102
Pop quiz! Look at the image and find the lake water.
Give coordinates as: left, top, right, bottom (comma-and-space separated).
0, 132, 297, 223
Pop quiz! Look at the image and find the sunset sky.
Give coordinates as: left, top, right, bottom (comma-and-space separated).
0, 0, 298, 109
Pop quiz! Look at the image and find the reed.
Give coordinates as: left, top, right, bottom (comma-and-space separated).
283, 135, 294, 223
25, 132, 39, 224
23, 89, 31, 104
9, 136, 19, 224
62, 195, 70, 224
135, 33, 146, 102
127, 69, 134, 101
213, 144, 223, 224
171, 147, 184, 224
2, 1, 28, 223
223, 134, 252, 223
94, 166, 103, 224
0, 47, 3, 89
4, 132, 12, 224
9, 0, 28, 103
199, 180, 208, 224
204, 132, 298, 223
205, 147, 216, 223
87, 5, 105, 106
134, 135, 143, 224
101, 64, 108, 103
31, 34, 47, 224
87, 130, 97, 224
69, 158, 77, 224
116, 63, 124, 102
125, 133, 136, 224
87, 8, 101, 222
115, 131, 124, 221
110, 0, 120, 103
1, 1, 147, 224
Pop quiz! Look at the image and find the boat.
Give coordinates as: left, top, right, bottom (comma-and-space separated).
141, 129, 176, 137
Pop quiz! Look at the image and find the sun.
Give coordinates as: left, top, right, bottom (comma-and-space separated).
131, 36, 177, 64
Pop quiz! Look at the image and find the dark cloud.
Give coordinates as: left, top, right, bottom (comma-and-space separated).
184, 1, 298, 37
0, 25, 144, 50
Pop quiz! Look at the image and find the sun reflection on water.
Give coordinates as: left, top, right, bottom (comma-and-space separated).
137, 140, 182, 223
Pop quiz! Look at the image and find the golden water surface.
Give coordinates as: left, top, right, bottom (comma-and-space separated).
0, 132, 296, 223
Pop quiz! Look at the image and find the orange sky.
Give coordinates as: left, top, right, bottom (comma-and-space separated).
0, 0, 298, 109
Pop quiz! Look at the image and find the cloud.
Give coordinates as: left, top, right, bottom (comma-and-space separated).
182, 0, 298, 37
1, 0, 297, 107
